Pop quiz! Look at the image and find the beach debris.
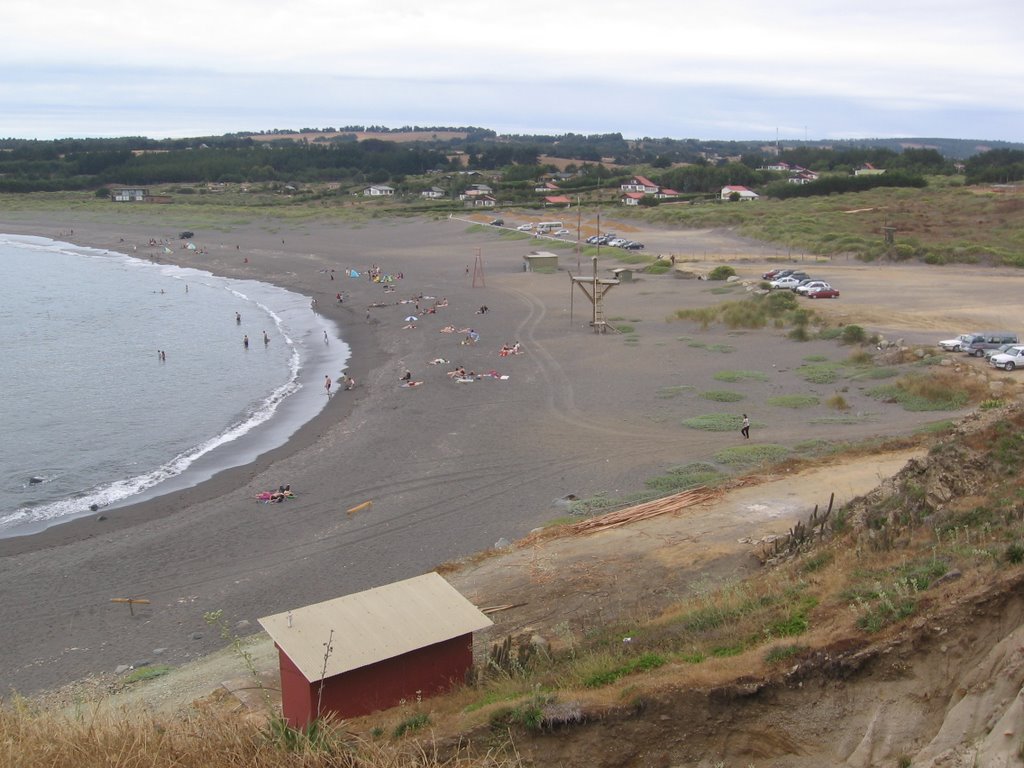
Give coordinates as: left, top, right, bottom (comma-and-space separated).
28, 476, 44, 484
347, 500, 373, 515
569, 486, 719, 535
110, 597, 151, 616
404, 315, 418, 322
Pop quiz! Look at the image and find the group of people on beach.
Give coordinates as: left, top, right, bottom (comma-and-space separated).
255, 485, 294, 503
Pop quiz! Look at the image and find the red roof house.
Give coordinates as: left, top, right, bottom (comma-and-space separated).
544, 195, 572, 206
259, 573, 492, 727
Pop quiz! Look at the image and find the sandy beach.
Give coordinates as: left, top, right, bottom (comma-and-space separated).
0, 206, 1016, 697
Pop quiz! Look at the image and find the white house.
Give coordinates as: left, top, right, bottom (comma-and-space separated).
463, 194, 496, 208
111, 187, 149, 202
420, 187, 446, 199
721, 185, 759, 201
620, 192, 645, 206
854, 163, 885, 177
620, 175, 659, 194
363, 184, 395, 197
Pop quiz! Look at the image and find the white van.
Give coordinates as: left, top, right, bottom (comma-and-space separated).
536, 221, 563, 234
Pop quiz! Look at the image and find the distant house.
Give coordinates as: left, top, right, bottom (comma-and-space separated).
758, 161, 792, 172
460, 183, 493, 198
621, 192, 646, 206
854, 163, 885, 177
654, 188, 679, 199
543, 195, 572, 207
788, 171, 819, 185
420, 186, 446, 199
259, 573, 492, 727
363, 184, 395, 197
620, 176, 659, 194
721, 185, 759, 201
534, 181, 561, 193
464, 194, 496, 208
111, 187, 149, 202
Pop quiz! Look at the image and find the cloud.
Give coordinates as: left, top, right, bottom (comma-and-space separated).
2, 0, 1022, 140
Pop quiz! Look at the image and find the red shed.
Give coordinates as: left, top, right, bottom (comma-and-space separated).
258, 572, 492, 727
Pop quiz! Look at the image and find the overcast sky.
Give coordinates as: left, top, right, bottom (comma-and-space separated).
4, 0, 1022, 142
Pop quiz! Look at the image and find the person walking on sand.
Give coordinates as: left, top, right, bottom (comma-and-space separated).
324, 374, 332, 395
263, 330, 269, 345
236, 311, 241, 325
243, 334, 249, 349
741, 414, 750, 439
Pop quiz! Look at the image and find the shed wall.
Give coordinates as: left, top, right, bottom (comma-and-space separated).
279, 634, 474, 726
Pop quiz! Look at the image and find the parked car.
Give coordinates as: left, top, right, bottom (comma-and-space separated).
796, 280, 831, 295
762, 268, 786, 279
984, 343, 1019, 360
806, 287, 840, 299
586, 235, 602, 244
990, 346, 1024, 371
960, 332, 1019, 357
489, 218, 504, 226
770, 276, 802, 290
622, 241, 645, 250
607, 238, 628, 247
554, 228, 571, 236
516, 223, 534, 232
938, 334, 974, 352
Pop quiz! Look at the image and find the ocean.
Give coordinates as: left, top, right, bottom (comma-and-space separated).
0, 234, 349, 538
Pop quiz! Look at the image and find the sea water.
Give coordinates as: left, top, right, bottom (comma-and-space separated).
0, 235, 349, 537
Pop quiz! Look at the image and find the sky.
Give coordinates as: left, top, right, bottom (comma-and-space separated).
4, 0, 1023, 143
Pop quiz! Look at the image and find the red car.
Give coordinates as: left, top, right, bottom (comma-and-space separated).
807, 288, 840, 299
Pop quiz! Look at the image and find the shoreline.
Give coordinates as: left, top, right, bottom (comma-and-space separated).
0, 232, 382, 558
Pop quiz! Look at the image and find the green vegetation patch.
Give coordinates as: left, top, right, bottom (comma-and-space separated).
714, 444, 791, 468
393, 712, 430, 738
123, 664, 173, 683
682, 413, 744, 431
796, 363, 842, 384
869, 374, 971, 411
713, 370, 769, 383
766, 394, 820, 409
700, 390, 744, 402
645, 462, 727, 492
582, 652, 667, 688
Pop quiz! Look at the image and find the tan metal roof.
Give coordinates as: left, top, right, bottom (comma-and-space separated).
258, 572, 493, 682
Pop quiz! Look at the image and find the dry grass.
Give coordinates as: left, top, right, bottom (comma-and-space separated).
0, 703, 523, 768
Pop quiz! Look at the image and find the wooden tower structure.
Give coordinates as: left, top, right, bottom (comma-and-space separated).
569, 256, 620, 333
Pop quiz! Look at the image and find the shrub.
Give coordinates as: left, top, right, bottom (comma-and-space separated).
841, 325, 866, 344
708, 265, 736, 281
826, 393, 850, 411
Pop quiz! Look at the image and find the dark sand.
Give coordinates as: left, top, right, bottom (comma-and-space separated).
0, 208, 1009, 696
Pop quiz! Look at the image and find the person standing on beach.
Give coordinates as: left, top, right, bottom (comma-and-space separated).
324, 375, 332, 396
263, 330, 270, 345
741, 414, 750, 439
235, 312, 241, 325
243, 334, 249, 349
